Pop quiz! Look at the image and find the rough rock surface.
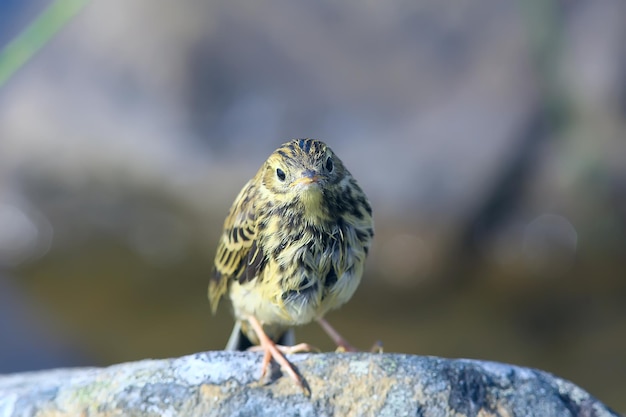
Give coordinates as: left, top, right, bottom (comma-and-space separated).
0, 352, 618, 417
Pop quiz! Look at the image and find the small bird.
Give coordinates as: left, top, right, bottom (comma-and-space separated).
208, 138, 374, 391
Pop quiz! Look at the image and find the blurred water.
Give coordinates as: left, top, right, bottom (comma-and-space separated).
0, 274, 89, 372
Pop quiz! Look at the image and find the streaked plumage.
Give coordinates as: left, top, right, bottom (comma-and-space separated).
208, 138, 374, 389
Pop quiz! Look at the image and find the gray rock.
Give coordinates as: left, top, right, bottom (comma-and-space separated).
0, 352, 618, 417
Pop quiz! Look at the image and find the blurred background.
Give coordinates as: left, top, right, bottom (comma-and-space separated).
1, 0, 625, 412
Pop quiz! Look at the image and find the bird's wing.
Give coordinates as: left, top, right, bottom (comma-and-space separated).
208, 180, 265, 314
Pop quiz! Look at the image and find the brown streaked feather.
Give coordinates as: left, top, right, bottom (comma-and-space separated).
208, 180, 258, 314
241, 240, 266, 284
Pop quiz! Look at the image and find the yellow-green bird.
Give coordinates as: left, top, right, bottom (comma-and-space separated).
208, 138, 374, 390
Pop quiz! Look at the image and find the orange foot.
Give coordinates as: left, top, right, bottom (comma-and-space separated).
246, 316, 311, 395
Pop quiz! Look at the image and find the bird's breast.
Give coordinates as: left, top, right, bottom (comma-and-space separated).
263, 219, 367, 323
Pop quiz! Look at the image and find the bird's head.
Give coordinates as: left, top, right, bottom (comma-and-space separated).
261, 139, 348, 212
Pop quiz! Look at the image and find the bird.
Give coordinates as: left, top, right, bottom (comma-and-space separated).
208, 138, 374, 391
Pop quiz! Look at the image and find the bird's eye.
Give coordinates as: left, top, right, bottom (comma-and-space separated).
325, 157, 334, 173
276, 168, 286, 181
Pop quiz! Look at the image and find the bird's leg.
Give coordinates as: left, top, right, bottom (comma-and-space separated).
316, 318, 357, 352
248, 343, 321, 355
246, 316, 309, 392
253, 343, 318, 381
282, 343, 320, 353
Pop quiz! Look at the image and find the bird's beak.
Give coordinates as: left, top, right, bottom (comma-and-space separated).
290, 170, 320, 187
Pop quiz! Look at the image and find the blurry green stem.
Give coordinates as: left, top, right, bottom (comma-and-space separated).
517, 0, 569, 125
0, 0, 89, 88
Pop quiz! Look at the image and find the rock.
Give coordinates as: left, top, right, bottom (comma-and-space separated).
0, 352, 618, 417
